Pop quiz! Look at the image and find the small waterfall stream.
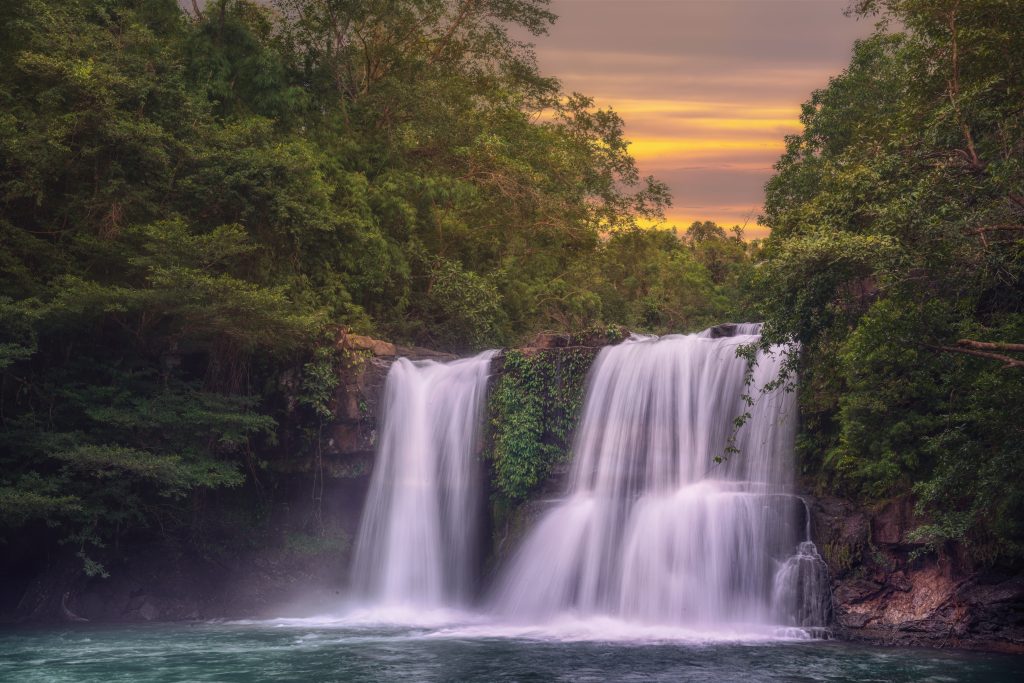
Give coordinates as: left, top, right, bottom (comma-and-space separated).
350, 351, 496, 608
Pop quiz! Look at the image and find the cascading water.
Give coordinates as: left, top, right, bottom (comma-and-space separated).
772, 497, 832, 630
491, 325, 830, 633
350, 351, 496, 608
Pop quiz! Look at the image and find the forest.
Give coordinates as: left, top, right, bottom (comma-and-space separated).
0, 0, 1021, 588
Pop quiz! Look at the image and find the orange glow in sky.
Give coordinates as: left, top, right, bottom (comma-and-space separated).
533, 1, 875, 238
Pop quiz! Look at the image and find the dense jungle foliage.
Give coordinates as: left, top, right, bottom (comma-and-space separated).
0, 0, 752, 571
755, 0, 1024, 563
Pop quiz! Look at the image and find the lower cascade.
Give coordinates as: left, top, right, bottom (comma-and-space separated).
350, 351, 496, 608
491, 325, 830, 632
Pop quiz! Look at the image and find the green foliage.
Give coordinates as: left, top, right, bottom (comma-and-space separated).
299, 346, 341, 422
487, 348, 594, 500
756, 0, 1024, 562
535, 224, 756, 333
0, 0, 327, 572
0, 0, 753, 578
404, 252, 510, 352
268, 0, 677, 345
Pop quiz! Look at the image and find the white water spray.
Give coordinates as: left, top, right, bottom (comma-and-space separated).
351, 351, 496, 608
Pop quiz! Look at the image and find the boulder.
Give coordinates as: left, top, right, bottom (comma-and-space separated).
339, 332, 397, 357
529, 332, 572, 349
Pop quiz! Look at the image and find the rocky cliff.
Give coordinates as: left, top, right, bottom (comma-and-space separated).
810, 494, 1024, 653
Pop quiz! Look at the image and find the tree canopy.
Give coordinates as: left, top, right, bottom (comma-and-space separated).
755, 0, 1024, 562
0, 0, 749, 571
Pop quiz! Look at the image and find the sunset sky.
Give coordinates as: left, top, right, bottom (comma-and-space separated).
533, 0, 875, 237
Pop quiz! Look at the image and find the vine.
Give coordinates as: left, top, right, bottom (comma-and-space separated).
486, 347, 595, 501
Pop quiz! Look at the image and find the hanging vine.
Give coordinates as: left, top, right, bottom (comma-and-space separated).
485, 347, 595, 501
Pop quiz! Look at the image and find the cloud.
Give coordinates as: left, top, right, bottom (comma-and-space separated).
534, 0, 875, 232
541, 0, 873, 64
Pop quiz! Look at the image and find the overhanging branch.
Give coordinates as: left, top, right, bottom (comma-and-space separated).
925, 341, 1024, 369
956, 339, 1024, 353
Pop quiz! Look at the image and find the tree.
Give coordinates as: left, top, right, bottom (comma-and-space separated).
755, 0, 1024, 561
0, 0, 335, 570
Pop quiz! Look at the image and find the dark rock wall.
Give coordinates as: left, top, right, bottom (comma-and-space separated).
809, 494, 1024, 653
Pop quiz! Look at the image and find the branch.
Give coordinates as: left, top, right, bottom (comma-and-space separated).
971, 224, 1024, 247
970, 224, 1024, 234
925, 343, 1024, 369
956, 339, 1024, 353
946, 5, 983, 170
428, 0, 478, 66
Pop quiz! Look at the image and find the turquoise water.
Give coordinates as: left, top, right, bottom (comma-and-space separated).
1, 620, 1021, 682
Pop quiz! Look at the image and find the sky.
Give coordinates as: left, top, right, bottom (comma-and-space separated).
530, 0, 876, 237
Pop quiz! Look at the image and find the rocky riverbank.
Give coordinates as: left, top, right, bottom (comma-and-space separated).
810, 495, 1024, 653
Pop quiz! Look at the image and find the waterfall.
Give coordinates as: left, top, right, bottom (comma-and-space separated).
351, 351, 495, 608
771, 495, 832, 628
491, 325, 829, 631
772, 541, 831, 629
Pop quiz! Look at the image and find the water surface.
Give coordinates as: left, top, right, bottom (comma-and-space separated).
1, 619, 1020, 682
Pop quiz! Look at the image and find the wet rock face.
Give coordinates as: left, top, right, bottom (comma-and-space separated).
808, 494, 1024, 653
326, 354, 390, 466
870, 498, 920, 548
704, 323, 739, 338
320, 332, 459, 468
